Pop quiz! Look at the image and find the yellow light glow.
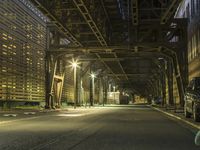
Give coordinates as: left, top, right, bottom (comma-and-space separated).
90, 73, 96, 78
2, 44, 7, 48
69, 58, 80, 69
3, 33, 7, 36
2, 37, 7, 40
72, 62, 77, 68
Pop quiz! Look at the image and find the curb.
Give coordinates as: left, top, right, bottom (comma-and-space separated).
151, 106, 200, 130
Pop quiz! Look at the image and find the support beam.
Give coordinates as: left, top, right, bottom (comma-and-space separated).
45, 54, 51, 109
96, 53, 120, 80
30, 0, 82, 46
73, 0, 107, 46
167, 60, 174, 105
100, 0, 112, 31
131, 0, 139, 25
107, 73, 153, 77
80, 61, 96, 77
160, 0, 182, 24
103, 77, 108, 105
113, 53, 128, 80
163, 47, 186, 107
172, 55, 185, 107
46, 57, 57, 109
49, 42, 184, 52
89, 67, 94, 106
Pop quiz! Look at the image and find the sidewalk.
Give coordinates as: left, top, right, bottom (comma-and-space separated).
151, 105, 200, 130
0, 106, 104, 125
0, 106, 67, 125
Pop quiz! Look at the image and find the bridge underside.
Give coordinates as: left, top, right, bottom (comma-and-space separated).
30, 0, 187, 108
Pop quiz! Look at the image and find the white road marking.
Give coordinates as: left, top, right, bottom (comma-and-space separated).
24, 112, 36, 115
3, 114, 17, 117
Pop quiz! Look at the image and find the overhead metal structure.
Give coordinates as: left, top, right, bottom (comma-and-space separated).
30, 0, 187, 107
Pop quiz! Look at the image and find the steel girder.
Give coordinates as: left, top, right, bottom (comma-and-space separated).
73, 0, 107, 46
131, 0, 139, 25
161, 0, 183, 24
72, 0, 130, 84
30, 0, 187, 101
30, 0, 82, 46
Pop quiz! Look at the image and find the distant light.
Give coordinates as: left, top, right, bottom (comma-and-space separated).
69, 58, 80, 69
158, 57, 164, 60
72, 62, 77, 68
90, 73, 96, 78
113, 86, 116, 91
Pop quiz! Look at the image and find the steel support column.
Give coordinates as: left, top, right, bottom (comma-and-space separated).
89, 67, 94, 106
172, 54, 186, 107
98, 77, 104, 105
161, 71, 166, 106
45, 53, 51, 109
73, 65, 78, 108
76, 67, 82, 106
45, 55, 57, 109
103, 77, 108, 106
167, 61, 174, 105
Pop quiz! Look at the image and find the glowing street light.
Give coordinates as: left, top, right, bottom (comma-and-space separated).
69, 59, 80, 108
72, 62, 77, 68
91, 73, 95, 79
69, 58, 79, 69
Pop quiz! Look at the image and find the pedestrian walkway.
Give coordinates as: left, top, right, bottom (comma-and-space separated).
0, 106, 104, 125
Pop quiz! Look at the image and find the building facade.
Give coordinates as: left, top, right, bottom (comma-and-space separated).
0, 0, 47, 107
176, 0, 200, 80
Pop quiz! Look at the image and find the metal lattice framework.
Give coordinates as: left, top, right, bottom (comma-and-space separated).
30, 0, 187, 105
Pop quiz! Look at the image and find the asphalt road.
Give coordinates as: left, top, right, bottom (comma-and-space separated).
0, 105, 199, 150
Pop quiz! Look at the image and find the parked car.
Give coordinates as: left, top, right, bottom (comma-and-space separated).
184, 77, 200, 122
152, 97, 162, 105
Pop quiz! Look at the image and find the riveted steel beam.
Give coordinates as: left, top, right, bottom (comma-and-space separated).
73, 0, 107, 46
160, 0, 182, 24
30, 0, 82, 46
113, 53, 128, 80
131, 0, 138, 25
96, 53, 120, 80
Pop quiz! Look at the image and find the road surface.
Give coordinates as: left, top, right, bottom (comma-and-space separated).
0, 105, 199, 150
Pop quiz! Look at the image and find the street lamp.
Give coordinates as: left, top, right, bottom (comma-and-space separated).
91, 73, 95, 79
72, 62, 77, 68
70, 59, 79, 109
